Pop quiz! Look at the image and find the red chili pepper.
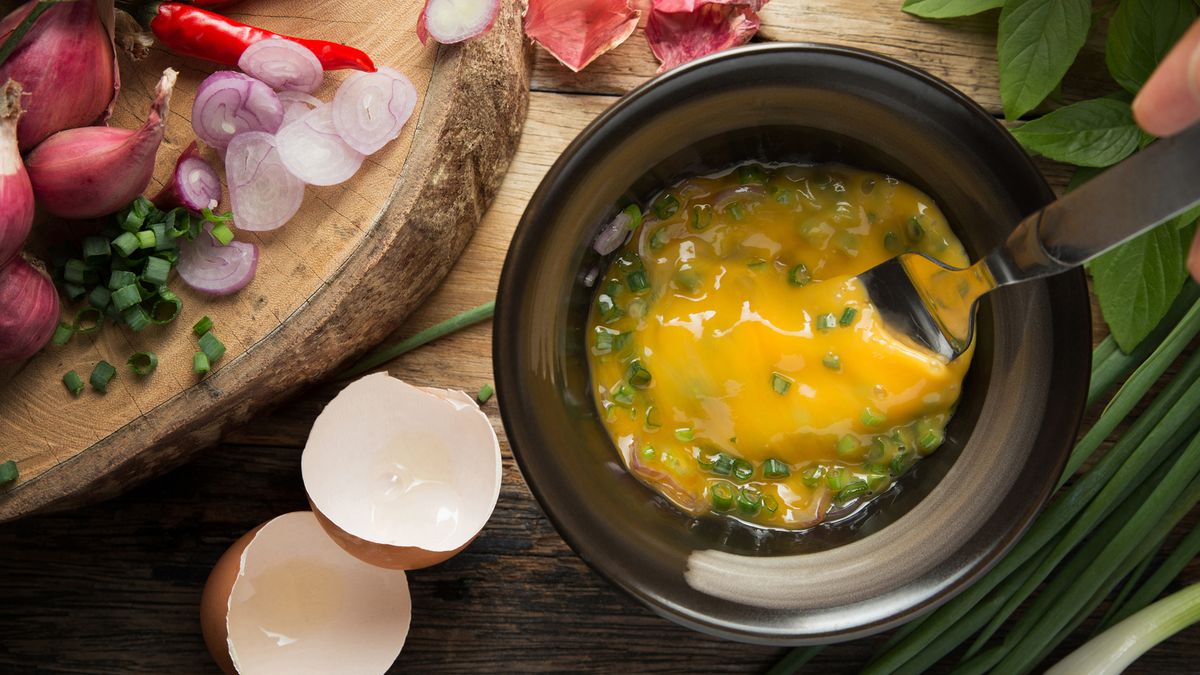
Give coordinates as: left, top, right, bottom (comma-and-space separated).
138, 2, 376, 72
180, 0, 244, 7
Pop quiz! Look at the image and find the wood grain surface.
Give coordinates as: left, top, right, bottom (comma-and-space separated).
0, 0, 531, 520
1, 2, 1197, 673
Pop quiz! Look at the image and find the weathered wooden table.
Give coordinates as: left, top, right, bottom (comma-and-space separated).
2, 2, 1197, 672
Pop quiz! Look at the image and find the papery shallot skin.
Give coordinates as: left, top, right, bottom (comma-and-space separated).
0, 0, 119, 152
0, 255, 59, 365
646, 0, 768, 72
25, 69, 177, 220
0, 80, 33, 266
524, 0, 641, 72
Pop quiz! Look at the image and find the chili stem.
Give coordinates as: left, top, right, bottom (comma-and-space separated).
341, 300, 495, 378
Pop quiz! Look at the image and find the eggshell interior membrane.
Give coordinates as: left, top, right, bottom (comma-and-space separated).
301, 373, 502, 562
209, 512, 412, 675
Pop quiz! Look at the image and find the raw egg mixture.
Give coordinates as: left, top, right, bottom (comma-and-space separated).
586, 163, 973, 530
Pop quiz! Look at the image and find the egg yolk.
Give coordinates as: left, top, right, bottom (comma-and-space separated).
586, 164, 973, 530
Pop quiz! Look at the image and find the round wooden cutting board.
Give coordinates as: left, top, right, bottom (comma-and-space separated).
0, 0, 531, 521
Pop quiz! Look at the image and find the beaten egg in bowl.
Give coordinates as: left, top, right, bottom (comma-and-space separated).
586, 163, 973, 530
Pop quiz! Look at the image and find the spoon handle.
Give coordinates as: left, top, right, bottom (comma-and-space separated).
985, 121, 1200, 285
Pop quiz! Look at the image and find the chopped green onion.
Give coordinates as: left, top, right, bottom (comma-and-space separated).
108, 270, 138, 291
621, 204, 642, 230
82, 236, 110, 263
127, 351, 158, 376
141, 256, 170, 287
193, 351, 210, 376
626, 270, 650, 293
837, 479, 870, 503
906, 215, 926, 241
652, 193, 679, 219
737, 164, 768, 185
51, 322, 74, 345
800, 464, 825, 487
111, 284, 141, 311
789, 263, 812, 286
836, 434, 859, 456
62, 283, 86, 301
737, 485, 764, 515
593, 329, 615, 354
726, 202, 746, 221
861, 406, 886, 427
112, 231, 139, 257
611, 382, 635, 406
627, 360, 652, 388
89, 360, 116, 393
597, 293, 622, 323
763, 458, 790, 478
675, 427, 695, 442
74, 307, 102, 334
747, 257, 768, 270
210, 222, 235, 246
867, 472, 890, 492
916, 417, 944, 454
150, 290, 181, 325
763, 494, 780, 513
135, 229, 156, 249
198, 331, 226, 363
0, 460, 17, 486
710, 453, 735, 476
816, 313, 838, 331
890, 450, 915, 476
710, 482, 734, 511
649, 226, 670, 250
771, 371, 793, 395
342, 301, 496, 378
122, 306, 150, 332
690, 204, 713, 231
839, 307, 858, 326
823, 352, 841, 370
639, 444, 655, 460
63, 259, 93, 285
733, 458, 754, 481
62, 370, 84, 396
643, 405, 661, 431
884, 230, 901, 252
88, 285, 111, 310
120, 197, 152, 232
477, 383, 495, 404
613, 331, 633, 352
673, 269, 701, 292
825, 467, 848, 491
193, 315, 214, 336
150, 222, 175, 252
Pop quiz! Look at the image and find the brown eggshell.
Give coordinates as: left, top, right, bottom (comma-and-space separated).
199, 523, 265, 675
310, 501, 474, 570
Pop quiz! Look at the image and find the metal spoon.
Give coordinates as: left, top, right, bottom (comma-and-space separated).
858, 122, 1200, 361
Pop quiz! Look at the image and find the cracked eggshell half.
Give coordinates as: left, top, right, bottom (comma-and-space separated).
302, 373, 502, 570
199, 511, 412, 675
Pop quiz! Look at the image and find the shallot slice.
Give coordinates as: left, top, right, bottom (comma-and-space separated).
646, 0, 769, 73
237, 37, 324, 93
331, 67, 416, 155
152, 141, 222, 212
278, 91, 324, 126
417, 0, 501, 45
524, 0, 641, 73
192, 71, 284, 150
225, 131, 304, 231
275, 105, 365, 186
178, 223, 259, 296
594, 210, 632, 255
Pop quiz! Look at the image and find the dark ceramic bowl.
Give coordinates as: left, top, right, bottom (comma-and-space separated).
494, 44, 1090, 644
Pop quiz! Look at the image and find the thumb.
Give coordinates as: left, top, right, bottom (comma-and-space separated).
1133, 20, 1200, 137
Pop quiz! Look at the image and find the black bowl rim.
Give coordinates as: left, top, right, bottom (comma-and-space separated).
495, 41, 1090, 644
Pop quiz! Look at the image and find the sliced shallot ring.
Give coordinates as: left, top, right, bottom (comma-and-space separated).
191, 71, 284, 150
177, 222, 259, 296
237, 37, 324, 93
277, 91, 324, 126
225, 131, 304, 231
331, 67, 417, 155
417, 0, 501, 45
275, 105, 365, 186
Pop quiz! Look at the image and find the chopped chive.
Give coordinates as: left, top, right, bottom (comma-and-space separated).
62, 283, 86, 301
673, 269, 701, 292
643, 405, 661, 431
861, 406, 887, 427
613, 331, 633, 352
737, 486, 764, 515
627, 360, 652, 389
192, 315, 214, 336
622, 204, 642, 230
198, 331, 225, 363
127, 351, 158, 376
150, 222, 175, 252
82, 236, 110, 263
825, 467, 848, 491
690, 204, 713, 230
123, 306, 150, 332
816, 312, 838, 331
593, 329, 615, 354
890, 450, 914, 476
597, 293, 622, 323
652, 193, 679, 219
135, 229, 156, 249
193, 351, 210, 376
763, 458, 790, 479
839, 307, 858, 326
151, 290, 181, 325
111, 231, 139, 257
0, 460, 17, 486
109, 270, 138, 291
837, 479, 870, 503
209, 222, 235, 246
111, 284, 141, 311
836, 434, 859, 456
867, 472, 890, 491
710, 453, 735, 476
823, 352, 841, 370
74, 307, 102, 334
62, 370, 84, 396
771, 372, 793, 395
747, 257, 768, 270
649, 226, 670, 250
88, 285, 111, 310
906, 215, 926, 241
883, 230, 901, 252
51, 322, 74, 345
477, 383, 495, 404
788, 263, 812, 286
834, 231, 860, 254
611, 382, 635, 406
737, 164, 768, 185
141, 256, 170, 287
675, 427, 695, 442
733, 458, 754, 481
800, 464, 826, 487
726, 202, 746, 221
89, 360, 116, 393
916, 417, 944, 454
710, 482, 734, 511
63, 259, 93, 285
626, 270, 650, 293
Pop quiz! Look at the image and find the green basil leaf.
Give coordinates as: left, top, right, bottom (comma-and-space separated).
1106, 0, 1196, 93
1091, 220, 1191, 352
902, 0, 1003, 19
1010, 98, 1140, 166
998, 0, 1092, 119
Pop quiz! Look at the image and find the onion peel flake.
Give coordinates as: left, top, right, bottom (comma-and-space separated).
646, 0, 769, 73
525, 0, 641, 73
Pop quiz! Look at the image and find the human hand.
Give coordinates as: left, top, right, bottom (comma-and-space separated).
1133, 20, 1200, 280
